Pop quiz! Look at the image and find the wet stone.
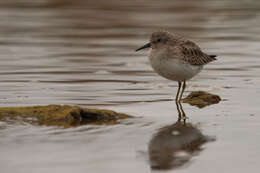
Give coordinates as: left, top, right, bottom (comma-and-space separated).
182, 91, 221, 108
0, 105, 132, 127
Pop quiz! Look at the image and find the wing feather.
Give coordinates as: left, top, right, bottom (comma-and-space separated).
179, 41, 217, 66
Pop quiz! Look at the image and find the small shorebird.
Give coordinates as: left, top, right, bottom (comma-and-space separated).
136, 31, 216, 102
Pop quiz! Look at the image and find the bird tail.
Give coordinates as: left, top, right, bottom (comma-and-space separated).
209, 55, 217, 60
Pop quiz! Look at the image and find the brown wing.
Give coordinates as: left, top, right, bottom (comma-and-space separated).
179, 41, 217, 66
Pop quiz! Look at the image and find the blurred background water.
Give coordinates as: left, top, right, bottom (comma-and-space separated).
1, 0, 260, 173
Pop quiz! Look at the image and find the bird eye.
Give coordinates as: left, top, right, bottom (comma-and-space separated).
157, 39, 161, 42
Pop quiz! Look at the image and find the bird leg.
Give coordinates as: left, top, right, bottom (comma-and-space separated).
176, 82, 182, 120
176, 81, 182, 102
176, 95, 187, 121
179, 80, 186, 102
175, 81, 187, 121
178, 99, 186, 120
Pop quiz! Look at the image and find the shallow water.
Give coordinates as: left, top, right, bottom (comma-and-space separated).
1, 0, 260, 172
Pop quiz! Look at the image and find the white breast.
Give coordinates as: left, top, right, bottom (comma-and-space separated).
149, 50, 202, 82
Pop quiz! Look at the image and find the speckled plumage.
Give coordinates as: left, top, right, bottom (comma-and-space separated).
150, 31, 216, 66
178, 40, 216, 65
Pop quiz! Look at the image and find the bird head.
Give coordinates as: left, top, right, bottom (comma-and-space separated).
136, 31, 171, 51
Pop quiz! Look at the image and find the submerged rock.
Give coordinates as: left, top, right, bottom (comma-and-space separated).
0, 105, 132, 127
182, 91, 221, 108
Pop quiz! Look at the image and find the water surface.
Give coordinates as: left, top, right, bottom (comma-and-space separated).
1, 0, 260, 172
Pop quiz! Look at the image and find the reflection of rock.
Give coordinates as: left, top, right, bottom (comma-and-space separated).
0, 105, 132, 127
182, 91, 221, 108
149, 120, 213, 170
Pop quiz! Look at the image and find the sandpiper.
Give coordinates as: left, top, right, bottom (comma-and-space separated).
136, 31, 216, 102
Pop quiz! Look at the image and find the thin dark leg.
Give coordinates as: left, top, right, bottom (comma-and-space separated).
179, 81, 187, 120
175, 82, 182, 120
175, 81, 182, 102
179, 80, 186, 101
176, 100, 182, 121
179, 100, 186, 120
176, 97, 186, 121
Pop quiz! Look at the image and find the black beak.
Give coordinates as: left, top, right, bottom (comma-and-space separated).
135, 43, 151, 52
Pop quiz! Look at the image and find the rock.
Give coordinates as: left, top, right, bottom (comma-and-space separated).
0, 105, 132, 127
182, 91, 221, 108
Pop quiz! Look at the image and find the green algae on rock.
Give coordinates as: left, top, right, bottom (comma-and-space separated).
182, 91, 221, 108
0, 105, 132, 127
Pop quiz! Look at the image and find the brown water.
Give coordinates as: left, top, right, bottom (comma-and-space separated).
1, 0, 260, 172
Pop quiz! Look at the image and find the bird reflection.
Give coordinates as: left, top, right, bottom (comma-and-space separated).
148, 102, 213, 170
